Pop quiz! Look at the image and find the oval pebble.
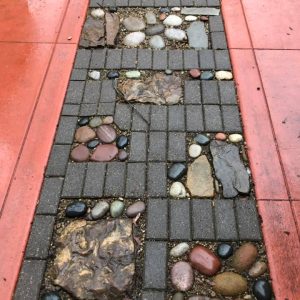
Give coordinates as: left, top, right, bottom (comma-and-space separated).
163, 15, 183, 26
249, 261, 268, 277
170, 243, 190, 257
200, 71, 214, 80
215, 70, 233, 80
231, 242, 258, 272
170, 182, 187, 198
107, 70, 120, 79
171, 262, 194, 291
185, 15, 197, 21
78, 117, 89, 126
124, 32, 145, 47
97, 125, 117, 143
171, 7, 181, 12
41, 291, 61, 300
215, 132, 227, 141
102, 116, 114, 124
194, 134, 210, 145
87, 139, 100, 149
91, 201, 109, 220
165, 28, 187, 41
126, 70, 141, 79
118, 149, 128, 161
126, 201, 146, 217
91, 8, 105, 19
253, 279, 272, 300
66, 202, 87, 218
75, 126, 96, 143
188, 144, 202, 158
89, 116, 102, 128
110, 200, 125, 217
70, 144, 90, 162
172, 293, 184, 300
116, 135, 129, 149
189, 68, 201, 78
91, 144, 118, 162
229, 133, 243, 143
217, 243, 234, 259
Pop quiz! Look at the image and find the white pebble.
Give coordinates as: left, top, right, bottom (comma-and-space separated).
125, 70, 141, 79
88, 70, 101, 80
229, 133, 243, 143
91, 8, 105, 19
185, 15, 197, 22
215, 70, 233, 80
170, 182, 187, 198
171, 7, 181, 12
165, 28, 187, 41
170, 243, 190, 257
163, 15, 183, 26
188, 144, 202, 158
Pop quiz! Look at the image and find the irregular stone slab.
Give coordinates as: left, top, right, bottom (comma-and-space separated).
106, 13, 120, 46
213, 272, 247, 297
123, 16, 146, 31
181, 7, 220, 16
187, 21, 208, 49
91, 144, 118, 162
165, 28, 187, 41
210, 140, 250, 198
120, 73, 182, 105
186, 156, 214, 197
123, 32, 145, 47
54, 219, 134, 299
79, 16, 105, 47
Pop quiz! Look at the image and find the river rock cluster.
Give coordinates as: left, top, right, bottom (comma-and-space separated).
170, 242, 272, 299
80, 7, 221, 49
168, 133, 250, 199
70, 116, 129, 162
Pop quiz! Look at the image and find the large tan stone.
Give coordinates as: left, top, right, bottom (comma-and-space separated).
186, 155, 214, 197
53, 219, 135, 300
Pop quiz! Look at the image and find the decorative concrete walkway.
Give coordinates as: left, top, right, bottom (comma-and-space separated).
0, 0, 299, 299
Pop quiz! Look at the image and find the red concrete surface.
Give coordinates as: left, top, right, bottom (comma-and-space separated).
0, 1, 89, 299
223, 0, 300, 298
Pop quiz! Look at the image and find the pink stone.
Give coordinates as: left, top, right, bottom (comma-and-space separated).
75, 126, 96, 143
200, 16, 209, 22
189, 69, 201, 79
91, 144, 118, 162
171, 261, 194, 291
118, 150, 128, 161
97, 125, 117, 143
215, 132, 227, 141
159, 13, 167, 21
70, 145, 90, 162
189, 245, 221, 276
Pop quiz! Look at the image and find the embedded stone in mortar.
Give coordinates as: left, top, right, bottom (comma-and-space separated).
119, 73, 182, 105
186, 155, 214, 197
53, 219, 135, 300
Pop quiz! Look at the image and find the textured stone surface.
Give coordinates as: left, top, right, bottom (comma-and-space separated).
90, 144, 118, 162
79, 16, 105, 47
186, 156, 214, 197
54, 219, 134, 300
171, 262, 194, 291
187, 21, 208, 49
210, 141, 250, 198
106, 13, 120, 46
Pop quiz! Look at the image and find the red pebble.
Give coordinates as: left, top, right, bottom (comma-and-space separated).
189, 69, 201, 79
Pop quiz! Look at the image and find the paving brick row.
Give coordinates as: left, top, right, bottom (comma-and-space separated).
90, 0, 220, 6
168, 105, 185, 131
125, 163, 147, 197
46, 144, 71, 176
54, 116, 77, 144
87, 49, 231, 70
209, 15, 224, 32
147, 163, 167, 197
142, 291, 166, 300
203, 105, 223, 132
62, 104, 80, 116
168, 132, 186, 161
98, 102, 116, 116
83, 80, 101, 103
104, 162, 126, 196
150, 105, 168, 131
80, 103, 99, 116
83, 163, 106, 198
186, 105, 204, 132
70, 68, 88, 81
129, 132, 148, 162
114, 103, 132, 130
131, 104, 150, 131
65, 81, 85, 104
148, 131, 167, 161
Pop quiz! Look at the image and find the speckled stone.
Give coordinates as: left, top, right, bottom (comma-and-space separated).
102, 116, 114, 124
171, 262, 194, 291
91, 201, 109, 220
170, 243, 190, 257
126, 201, 146, 217
228, 133, 243, 143
170, 182, 187, 198
188, 144, 202, 158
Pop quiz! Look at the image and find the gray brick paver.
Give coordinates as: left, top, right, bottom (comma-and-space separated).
126, 163, 146, 197
104, 162, 126, 197
83, 163, 106, 198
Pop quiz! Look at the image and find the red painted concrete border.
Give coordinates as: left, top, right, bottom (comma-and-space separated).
222, 0, 300, 298
0, 1, 89, 299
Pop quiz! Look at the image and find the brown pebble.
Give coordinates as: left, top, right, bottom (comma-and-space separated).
215, 132, 227, 141
159, 13, 167, 21
75, 126, 96, 143
200, 15, 209, 21
70, 144, 90, 162
231, 242, 258, 272
126, 201, 146, 217
249, 261, 268, 277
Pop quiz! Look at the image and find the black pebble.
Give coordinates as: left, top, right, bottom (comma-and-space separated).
41, 291, 61, 300
253, 279, 272, 300
107, 70, 120, 79
167, 163, 187, 181
65, 202, 87, 218
217, 243, 234, 259
78, 117, 89, 126
160, 7, 170, 13
87, 139, 100, 149
116, 135, 129, 149
194, 134, 210, 145
109, 7, 117, 12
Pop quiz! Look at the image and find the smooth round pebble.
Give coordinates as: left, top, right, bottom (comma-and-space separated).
172, 293, 184, 300
107, 70, 120, 79
123, 16, 146, 31
145, 24, 165, 36
231, 242, 258, 272
126, 201, 146, 217
200, 71, 214, 80
160, 7, 170, 13
249, 261, 268, 277
171, 7, 181, 12
194, 134, 210, 145
163, 15, 183, 26
215, 132, 227, 141
171, 262, 194, 291
185, 15, 197, 22
165, 28, 187, 41
97, 125, 117, 143
66, 202, 87, 218
145, 12, 157, 25
87, 139, 100, 149
168, 163, 187, 181
70, 145, 90, 162
110, 200, 125, 217
170, 182, 187, 198
188, 144, 202, 158
200, 15, 209, 21
102, 116, 114, 124
213, 272, 248, 296
41, 291, 61, 300
189, 68, 201, 78
149, 35, 165, 49
116, 135, 129, 149
88, 70, 100, 80
229, 133, 243, 143
253, 279, 272, 300
170, 243, 190, 257
215, 70, 233, 80
75, 126, 96, 143
124, 32, 145, 47
118, 149, 128, 161
159, 13, 167, 21
91, 8, 105, 19
89, 116, 102, 128
91, 201, 109, 219
217, 243, 234, 259
165, 69, 173, 75
78, 117, 89, 126
126, 70, 141, 78
91, 144, 118, 162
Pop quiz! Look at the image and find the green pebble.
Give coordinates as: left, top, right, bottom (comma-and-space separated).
110, 200, 125, 217
125, 70, 141, 79
172, 292, 184, 300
